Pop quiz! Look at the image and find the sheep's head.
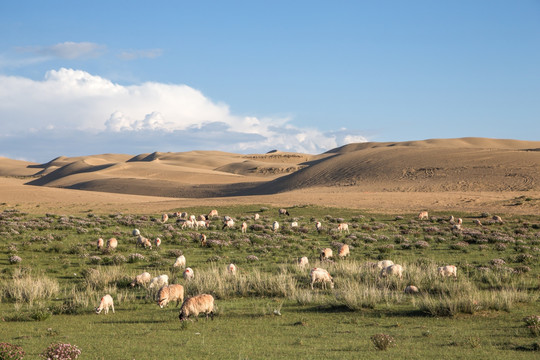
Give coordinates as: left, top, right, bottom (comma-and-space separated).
95, 307, 102, 314
179, 312, 187, 321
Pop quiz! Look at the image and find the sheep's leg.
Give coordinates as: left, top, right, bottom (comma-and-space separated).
111, 304, 115, 313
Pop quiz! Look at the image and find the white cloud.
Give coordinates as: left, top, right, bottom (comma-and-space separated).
17, 42, 104, 59
0, 68, 366, 161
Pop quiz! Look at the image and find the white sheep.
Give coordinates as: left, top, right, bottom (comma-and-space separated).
278, 208, 290, 216
222, 218, 235, 230
272, 221, 280, 232
106, 238, 118, 250
380, 264, 404, 279
208, 209, 219, 218
376, 260, 394, 270
254, 213, 260, 220
183, 267, 194, 281
337, 223, 349, 233
179, 294, 215, 321
473, 219, 482, 226
297, 256, 309, 268
162, 213, 169, 223
227, 263, 237, 275
320, 248, 333, 261
196, 220, 208, 229
310, 268, 334, 290
452, 218, 463, 231
404, 285, 419, 294
241, 222, 248, 233
157, 284, 184, 308
149, 275, 169, 290
290, 221, 298, 228
95, 294, 114, 314
155, 237, 162, 247
315, 221, 322, 232
189, 214, 196, 222
438, 265, 457, 278
173, 255, 186, 268
197, 214, 207, 221
200, 234, 207, 246
132, 228, 140, 236
418, 211, 429, 220
97, 237, 104, 250
181, 219, 195, 229
338, 244, 350, 258
130, 272, 152, 287
137, 235, 152, 249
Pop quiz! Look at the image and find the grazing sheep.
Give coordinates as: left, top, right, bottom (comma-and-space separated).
473, 219, 482, 226
291, 221, 298, 228
107, 238, 118, 250
452, 218, 463, 231
438, 265, 457, 278
137, 235, 152, 249
222, 218, 235, 230
95, 294, 114, 314
320, 248, 333, 261
132, 229, 140, 236
130, 272, 151, 287
196, 220, 208, 229
376, 260, 395, 270
380, 264, 404, 279
297, 256, 309, 268
181, 219, 196, 229
97, 237, 104, 250
155, 237, 162, 247
254, 213, 260, 220
157, 284, 184, 308
173, 255, 186, 268
272, 221, 280, 232
404, 285, 419, 294
337, 223, 349, 233
310, 268, 334, 290
197, 214, 207, 221
278, 208, 290, 216
227, 263, 237, 275
449, 215, 455, 223
208, 209, 219, 218
418, 211, 429, 220
183, 267, 194, 281
162, 213, 169, 223
200, 234, 207, 246
492, 215, 503, 223
241, 222, 248, 233
149, 275, 169, 290
315, 221, 322, 232
178, 212, 188, 219
338, 244, 350, 258
178, 294, 215, 321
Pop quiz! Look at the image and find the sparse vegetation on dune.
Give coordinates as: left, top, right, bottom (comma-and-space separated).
0, 205, 539, 358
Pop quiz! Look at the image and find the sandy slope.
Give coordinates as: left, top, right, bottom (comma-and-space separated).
0, 138, 538, 215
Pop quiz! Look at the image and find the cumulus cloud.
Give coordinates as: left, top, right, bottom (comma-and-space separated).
17, 42, 104, 59
0, 68, 366, 162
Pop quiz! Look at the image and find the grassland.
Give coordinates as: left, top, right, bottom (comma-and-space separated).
0, 204, 539, 359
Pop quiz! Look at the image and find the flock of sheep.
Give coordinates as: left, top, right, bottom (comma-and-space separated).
93, 208, 464, 322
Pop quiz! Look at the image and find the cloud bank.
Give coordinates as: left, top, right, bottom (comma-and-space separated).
0, 68, 366, 162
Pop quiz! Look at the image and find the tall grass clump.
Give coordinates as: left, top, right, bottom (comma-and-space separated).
1, 271, 59, 306
82, 266, 130, 291
333, 280, 403, 310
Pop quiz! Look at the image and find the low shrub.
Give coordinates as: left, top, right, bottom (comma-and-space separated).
41, 343, 81, 360
0, 342, 25, 360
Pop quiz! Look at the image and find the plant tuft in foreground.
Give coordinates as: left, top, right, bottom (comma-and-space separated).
0, 342, 25, 360
371, 333, 396, 350
40, 343, 81, 360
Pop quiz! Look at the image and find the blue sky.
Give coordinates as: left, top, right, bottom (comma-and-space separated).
1, 1, 539, 162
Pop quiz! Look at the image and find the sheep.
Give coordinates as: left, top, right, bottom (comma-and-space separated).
222, 218, 235, 230
173, 255, 186, 268
418, 211, 429, 220
132, 228, 140, 236
189, 214, 196, 222
178, 294, 215, 321
376, 260, 395, 270
404, 285, 419, 294
290, 221, 298, 228
438, 265, 457, 278
449, 215, 455, 223
155, 237, 162, 247
492, 215, 503, 223
241, 222, 248, 233
183, 267, 194, 281
473, 219, 482, 226
315, 221, 322, 232
200, 234, 207, 246
149, 275, 169, 290
178, 212, 188, 219
130, 272, 151, 287
310, 268, 334, 290
337, 223, 349, 233
297, 256, 309, 268
338, 244, 350, 258
380, 264, 404, 279
197, 214, 207, 221
320, 248, 333, 261
227, 263, 237, 275
162, 213, 169, 223
272, 221, 280, 232
196, 220, 208, 229
106, 238, 118, 250
180, 219, 195, 229
97, 237, 104, 250
452, 218, 463, 231
208, 209, 219, 218
137, 235, 152, 249
254, 213, 260, 220
95, 294, 114, 314
157, 284, 184, 308
278, 208, 290, 216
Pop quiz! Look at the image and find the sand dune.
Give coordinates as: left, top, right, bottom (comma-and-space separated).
0, 138, 538, 214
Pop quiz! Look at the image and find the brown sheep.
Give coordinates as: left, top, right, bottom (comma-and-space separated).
178, 294, 215, 321
157, 284, 184, 308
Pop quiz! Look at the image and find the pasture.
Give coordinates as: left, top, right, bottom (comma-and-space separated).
0, 205, 539, 359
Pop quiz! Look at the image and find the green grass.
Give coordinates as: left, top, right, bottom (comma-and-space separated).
0, 205, 539, 359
